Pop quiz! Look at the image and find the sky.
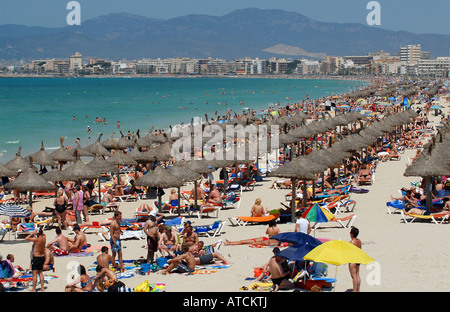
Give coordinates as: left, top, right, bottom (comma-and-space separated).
0, 0, 449, 35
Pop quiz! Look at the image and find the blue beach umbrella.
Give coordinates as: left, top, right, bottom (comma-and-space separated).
403, 98, 411, 107
276, 243, 318, 262
271, 232, 323, 247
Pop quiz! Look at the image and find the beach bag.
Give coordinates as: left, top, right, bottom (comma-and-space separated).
135, 280, 150, 292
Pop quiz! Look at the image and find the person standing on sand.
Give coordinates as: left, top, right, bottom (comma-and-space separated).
109, 211, 124, 272
25, 227, 46, 292
143, 211, 160, 264
73, 185, 84, 224
349, 226, 362, 292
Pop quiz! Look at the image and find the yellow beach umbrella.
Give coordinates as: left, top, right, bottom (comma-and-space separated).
304, 240, 374, 266
304, 239, 374, 291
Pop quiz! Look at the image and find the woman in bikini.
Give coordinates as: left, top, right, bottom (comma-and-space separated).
65, 265, 96, 292
224, 220, 281, 246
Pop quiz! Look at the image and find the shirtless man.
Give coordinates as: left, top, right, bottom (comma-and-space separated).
25, 227, 46, 292
143, 211, 160, 264
205, 184, 222, 207
250, 198, 267, 217
158, 243, 195, 274
46, 228, 70, 256
97, 246, 115, 269
95, 265, 122, 292
109, 211, 124, 272
67, 224, 87, 253
159, 225, 179, 256
268, 252, 295, 292
189, 183, 205, 202
43, 247, 54, 272
182, 224, 199, 247
190, 241, 230, 265
349, 226, 362, 292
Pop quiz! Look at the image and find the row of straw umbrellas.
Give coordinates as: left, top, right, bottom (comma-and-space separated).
0, 96, 442, 221
0, 78, 440, 216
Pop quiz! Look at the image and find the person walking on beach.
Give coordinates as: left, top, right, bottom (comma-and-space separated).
109, 211, 124, 272
73, 185, 84, 224
25, 226, 46, 292
349, 226, 362, 292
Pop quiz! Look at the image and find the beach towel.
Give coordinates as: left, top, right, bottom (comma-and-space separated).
58, 245, 103, 257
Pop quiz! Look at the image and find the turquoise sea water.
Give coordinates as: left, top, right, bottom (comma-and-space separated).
0, 77, 367, 162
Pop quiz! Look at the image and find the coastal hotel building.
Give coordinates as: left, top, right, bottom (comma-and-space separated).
9, 45, 450, 78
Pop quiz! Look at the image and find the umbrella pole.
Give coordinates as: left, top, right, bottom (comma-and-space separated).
177, 186, 181, 216
28, 191, 32, 208
334, 265, 338, 292
302, 180, 307, 208
291, 179, 296, 223
98, 175, 102, 204
425, 176, 432, 211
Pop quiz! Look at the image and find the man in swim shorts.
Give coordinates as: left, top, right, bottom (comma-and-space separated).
158, 243, 195, 274
25, 227, 46, 292
144, 211, 160, 264
268, 252, 295, 292
109, 211, 124, 272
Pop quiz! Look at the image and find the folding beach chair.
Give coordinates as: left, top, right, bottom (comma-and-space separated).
401, 210, 449, 225
227, 214, 279, 227
193, 221, 226, 238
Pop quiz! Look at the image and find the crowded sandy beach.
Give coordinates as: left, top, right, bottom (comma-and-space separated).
0, 77, 449, 295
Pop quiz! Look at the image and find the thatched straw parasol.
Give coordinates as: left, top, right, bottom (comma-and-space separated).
167, 161, 202, 215
60, 153, 101, 183
70, 142, 95, 157
86, 133, 111, 157
5, 147, 34, 173
101, 133, 119, 150
135, 166, 184, 210
404, 145, 450, 210
269, 156, 323, 222
0, 163, 16, 177
4, 167, 57, 207
50, 137, 76, 164
27, 141, 58, 167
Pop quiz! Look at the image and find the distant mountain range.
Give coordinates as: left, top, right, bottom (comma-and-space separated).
0, 8, 449, 61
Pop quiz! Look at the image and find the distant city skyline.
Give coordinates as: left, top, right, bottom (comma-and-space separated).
0, 0, 449, 36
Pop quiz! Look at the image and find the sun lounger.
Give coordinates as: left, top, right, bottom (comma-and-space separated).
228, 213, 280, 227
114, 194, 139, 202
221, 194, 241, 210
401, 210, 449, 225
98, 228, 145, 241
334, 199, 357, 214
197, 205, 220, 219
313, 214, 357, 229
88, 204, 104, 215
193, 220, 225, 237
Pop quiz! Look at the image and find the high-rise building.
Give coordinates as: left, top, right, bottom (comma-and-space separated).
69, 52, 83, 72
399, 44, 422, 64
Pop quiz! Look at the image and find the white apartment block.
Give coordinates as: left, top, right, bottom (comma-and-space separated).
400, 44, 422, 64
418, 57, 450, 78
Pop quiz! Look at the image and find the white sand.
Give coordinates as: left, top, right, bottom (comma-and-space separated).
1, 97, 449, 293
